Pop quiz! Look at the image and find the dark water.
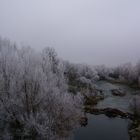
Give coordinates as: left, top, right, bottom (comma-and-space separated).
74, 81, 140, 140
74, 114, 130, 140
96, 81, 140, 112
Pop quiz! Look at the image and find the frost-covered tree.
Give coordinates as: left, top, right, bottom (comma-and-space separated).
64, 61, 99, 94
109, 61, 140, 86
130, 96, 140, 116
95, 65, 111, 80
0, 38, 83, 140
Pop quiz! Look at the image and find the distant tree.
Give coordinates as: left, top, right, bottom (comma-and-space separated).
95, 65, 111, 80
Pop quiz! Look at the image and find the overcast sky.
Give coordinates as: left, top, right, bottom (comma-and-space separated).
0, 0, 140, 66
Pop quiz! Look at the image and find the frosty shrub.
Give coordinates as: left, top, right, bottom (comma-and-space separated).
130, 95, 140, 116
0, 38, 83, 140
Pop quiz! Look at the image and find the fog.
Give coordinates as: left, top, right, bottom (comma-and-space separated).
0, 0, 140, 66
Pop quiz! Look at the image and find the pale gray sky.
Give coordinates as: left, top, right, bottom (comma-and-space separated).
0, 0, 140, 66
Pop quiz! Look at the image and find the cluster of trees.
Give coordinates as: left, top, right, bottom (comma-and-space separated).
64, 61, 99, 94
108, 62, 140, 87
0, 38, 83, 140
88, 62, 140, 88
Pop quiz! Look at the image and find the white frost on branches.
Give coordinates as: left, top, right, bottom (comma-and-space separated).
0, 37, 83, 140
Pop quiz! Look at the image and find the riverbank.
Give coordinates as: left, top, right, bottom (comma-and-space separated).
76, 80, 140, 140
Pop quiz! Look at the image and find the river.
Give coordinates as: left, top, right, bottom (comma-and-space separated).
73, 81, 140, 140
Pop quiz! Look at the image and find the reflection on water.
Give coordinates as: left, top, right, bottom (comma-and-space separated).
74, 114, 131, 140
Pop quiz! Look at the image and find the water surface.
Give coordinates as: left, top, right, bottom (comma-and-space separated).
96, 81, 140, 112
74, 81, 140, 140
74, 114, 130, 140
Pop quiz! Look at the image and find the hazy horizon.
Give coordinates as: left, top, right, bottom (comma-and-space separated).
0, 0, 140, 66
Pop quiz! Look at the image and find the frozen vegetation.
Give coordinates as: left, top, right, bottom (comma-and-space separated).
0, 38, 83, 140
0, 37, 140, 140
